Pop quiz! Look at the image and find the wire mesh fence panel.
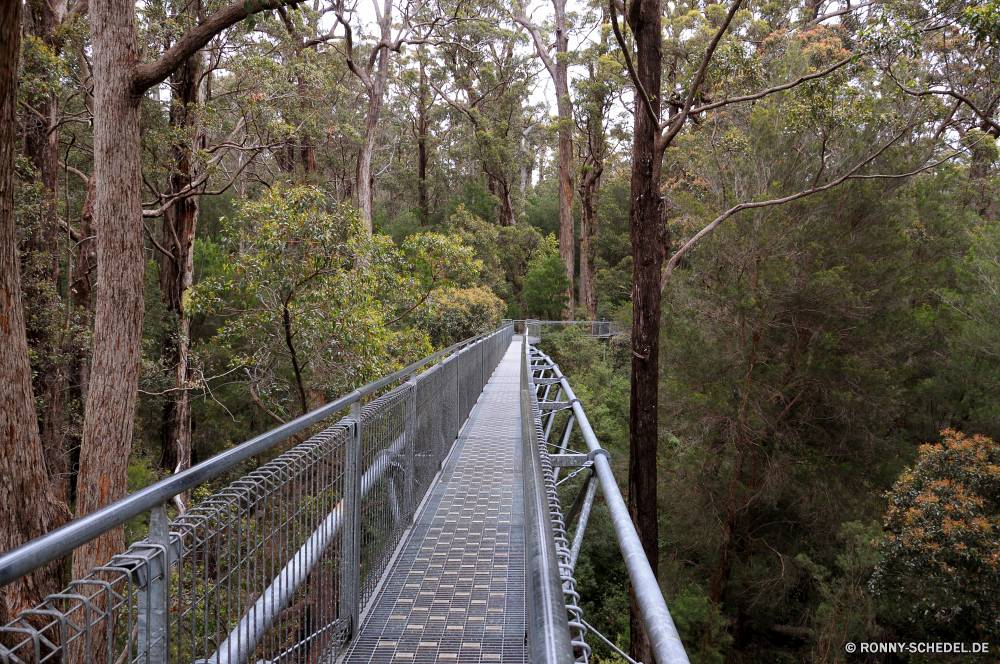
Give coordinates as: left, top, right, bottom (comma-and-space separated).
0, 423, 353, 664
0, 326, 515, 664
458, 348, 470, 425
357, 385, 411, 609
173, 421, 351, 664
413, 363, 445, 503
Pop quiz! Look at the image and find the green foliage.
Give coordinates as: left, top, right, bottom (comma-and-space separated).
523, 254, 571, 320
874, 430, 1000, 641
188, 185, 477, 419
415, 286, 505, 348
448, 205, 551, 316
668, 589, 733, 664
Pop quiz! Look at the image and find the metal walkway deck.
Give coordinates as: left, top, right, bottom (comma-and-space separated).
343, 340, 527, 664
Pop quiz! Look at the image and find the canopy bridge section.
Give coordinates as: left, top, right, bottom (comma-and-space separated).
0, 325, 689, 664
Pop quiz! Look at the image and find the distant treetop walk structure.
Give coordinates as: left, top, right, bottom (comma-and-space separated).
0, 324, 688, 664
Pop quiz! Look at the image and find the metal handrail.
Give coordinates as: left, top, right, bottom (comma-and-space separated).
528, 345, 690, 664
0, 326, 510, 589
521, 335, 575, 664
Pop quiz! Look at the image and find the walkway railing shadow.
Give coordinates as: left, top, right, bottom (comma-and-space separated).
0, 325, 514, 664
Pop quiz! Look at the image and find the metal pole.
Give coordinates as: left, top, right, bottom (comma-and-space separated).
567, 473, 598, 574
529, 348, 691, 664
405, 373, 417, 520
342, 400, 363, 638
137, 504, 170, 664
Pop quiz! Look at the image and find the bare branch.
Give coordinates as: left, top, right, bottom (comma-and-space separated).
513, 3, 557, 81
59, 161, 90, 184
808, 0, 876, 25
690, 55, 853, 115
143, 222, 176, 260
884, 66, 1000, 135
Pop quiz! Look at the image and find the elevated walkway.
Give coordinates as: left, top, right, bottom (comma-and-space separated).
344, 340, 527, 664
0, 324, 690, 664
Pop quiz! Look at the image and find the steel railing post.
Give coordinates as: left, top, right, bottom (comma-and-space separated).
454, 352, 461, 439
137, 504, 170, 664
342, 400, 363, 638
405, 373, 417, 520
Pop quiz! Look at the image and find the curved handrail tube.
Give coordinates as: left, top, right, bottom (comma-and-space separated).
529, 346, 691, 664
521, 337, 576, 664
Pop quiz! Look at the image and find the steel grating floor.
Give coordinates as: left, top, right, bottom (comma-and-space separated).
342, 340, 527, 664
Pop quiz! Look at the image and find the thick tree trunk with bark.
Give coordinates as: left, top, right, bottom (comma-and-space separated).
0, 0, 71, 630
518, 0, 574, 316
73, 0, 145, 600
552, 0, 574, 319
160, 48, 204, 487
625, 0, 665, 661
67, 0, 278, 601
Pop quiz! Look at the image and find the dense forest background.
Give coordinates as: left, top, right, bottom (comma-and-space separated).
1, 0, 999, 660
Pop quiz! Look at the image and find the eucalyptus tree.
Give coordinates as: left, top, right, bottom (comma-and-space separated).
0, 0, 72, 628
141, 0, 351, 482
431, 11, 536, 226
335, 0, 449, 232
515, 0, 576, 317
187, 185, 481, 420
608, 0, 962, 657
868, 0, 1000, 219
574, 16, 623, 319
75, 0, 322, 604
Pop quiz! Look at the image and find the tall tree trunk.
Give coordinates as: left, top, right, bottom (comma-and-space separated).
517, 0, 574, 315
356, 44, 388, 233
160, 47, 204, 493
578, 55, 607, 321
553, 0, 574, 319
626, 0, 665, 660
416, 57, 430, 227
23, 0, 70, 501
578, 165, 600, 319
73, 0, 145, 616
0, 0, 71, 629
